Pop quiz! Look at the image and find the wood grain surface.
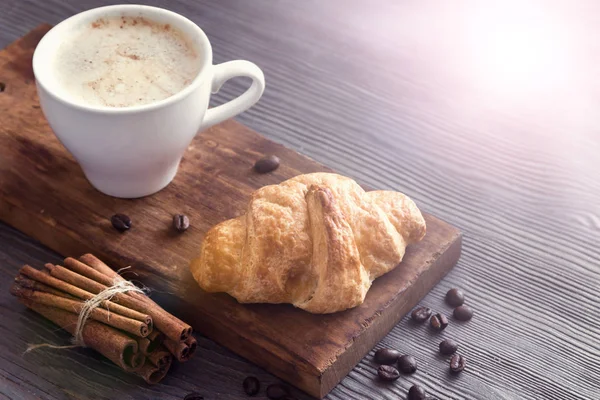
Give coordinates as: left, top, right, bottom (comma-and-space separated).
0, 24, 461, 398
0, 1, 599, 400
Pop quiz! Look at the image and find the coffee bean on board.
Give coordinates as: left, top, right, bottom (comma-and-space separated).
243, 376, 260, 396
374, 348, 401, 365
111, 213, 131, 232
454, 305, 473, 321
254, 155, 280, 173
450, 354, 466, 373
408, 384, 427, 400
377, 365, 400, 381
397, 355, 418, 374
430, 313, 449, 331
445, 288, 465, 307
411, 306, 432, 323
173, 214, 190, 232
183, 393, 203, 400
439, 339, 458, 355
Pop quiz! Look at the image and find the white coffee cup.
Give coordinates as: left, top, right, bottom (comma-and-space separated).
33, 5, 265, 198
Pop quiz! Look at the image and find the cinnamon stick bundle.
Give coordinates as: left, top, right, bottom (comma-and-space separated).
11, 254, 197, 384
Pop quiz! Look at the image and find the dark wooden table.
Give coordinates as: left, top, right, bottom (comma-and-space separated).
1, 1, 598, 399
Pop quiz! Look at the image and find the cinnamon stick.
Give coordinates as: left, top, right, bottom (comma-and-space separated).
11, 284, 151, 337
138, 330, 164, 355
15, 274, 75, 299
136, 358, 172, 384
22, 301, 145, 372
79, 253, 124, 280
63, 257, 114, 287
21, 265, 94, 300
147, 345, 172, 368
185, 336, 198, 360
79, 254, 193, 342
164, 335, 197, 362
20, 266, 152, 325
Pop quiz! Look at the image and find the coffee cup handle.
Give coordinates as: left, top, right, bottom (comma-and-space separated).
201, 60, 265, 130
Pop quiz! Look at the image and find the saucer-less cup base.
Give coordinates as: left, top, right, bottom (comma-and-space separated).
32, 5, 265, 198
83, 162, 180, 199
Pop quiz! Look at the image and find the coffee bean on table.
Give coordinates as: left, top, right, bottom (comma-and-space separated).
266, 383, 290, 399
397, 355, 417, 374
374, 348, 400, 365
173, 214, 190, 232
111, 213, 131, 232
445, 288, 465, 307
450, 354, 466, 373
254, 155, 280, 173
430, 313, 449, 331
411, 306, 432, 323
407, 384, 427, 400
453, 305, 473, 321
377, 365, 400, 381
439, 339, 458, 355
243, 376, 260, 396
183, 393, 204, 400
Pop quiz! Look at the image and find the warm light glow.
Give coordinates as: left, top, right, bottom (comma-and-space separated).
464, 1, 576, 97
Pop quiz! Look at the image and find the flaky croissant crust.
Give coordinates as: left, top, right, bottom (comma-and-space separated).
190, 173, 426, 313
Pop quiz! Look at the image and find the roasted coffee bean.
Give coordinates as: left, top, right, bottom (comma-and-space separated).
411, 306, 432, 323
266, 383, 290, 399
439, 339, 458, 355
111, 213, 132, 232
445, 288, 465, 307
254, 155, 280, 173
374, 348, 400, 365
0, 82, 5, 92
407, 384, 427, 400
397, 355, 417, 374
243, 376, 260, 396
377, 365, 400, 381
454, 305, 473, 321
450, 354, 466, 373
430, 313, 449, 331
173, 214, 190, 232
183, 393, 203, 400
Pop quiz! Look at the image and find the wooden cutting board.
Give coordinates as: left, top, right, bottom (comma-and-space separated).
0, 26, 462, 398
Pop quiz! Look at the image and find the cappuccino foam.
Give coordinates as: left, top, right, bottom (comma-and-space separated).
54, 16, 200, 108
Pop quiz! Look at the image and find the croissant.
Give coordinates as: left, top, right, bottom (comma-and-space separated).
189, 173, 426, 314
